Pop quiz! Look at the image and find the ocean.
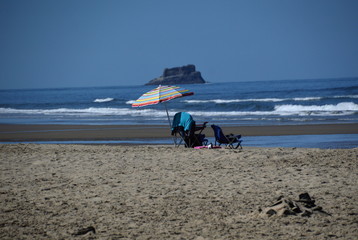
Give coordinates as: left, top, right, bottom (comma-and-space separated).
0, 78, 357, 126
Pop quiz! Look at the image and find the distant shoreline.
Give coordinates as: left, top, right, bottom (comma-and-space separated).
0, 123, 357, 142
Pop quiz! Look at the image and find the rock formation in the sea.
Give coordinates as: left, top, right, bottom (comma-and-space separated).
145, 64, 206, 85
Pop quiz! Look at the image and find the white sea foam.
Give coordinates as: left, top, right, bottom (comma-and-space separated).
93, 98, 114, 103
1, 102, 357, 119
182, 95, 358, 104
292, 97, 322, 101
274, 102, 358, 113
188, 102, 358, 117
334, 95, 358, 99
0, 107, 169, 117
183, 97, 320, 104
184, 98, 286, 103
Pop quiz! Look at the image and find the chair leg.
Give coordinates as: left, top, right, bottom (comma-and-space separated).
175, 133, 187, 148
235, 141, 243, 149
228, 140, 236, 149
176, 138, 184, 147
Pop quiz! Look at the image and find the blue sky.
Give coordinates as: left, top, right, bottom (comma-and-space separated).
1, 0, 357, 89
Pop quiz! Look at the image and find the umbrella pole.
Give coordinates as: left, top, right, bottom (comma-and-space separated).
164, 102, 172, 128
163, 102, 177, 146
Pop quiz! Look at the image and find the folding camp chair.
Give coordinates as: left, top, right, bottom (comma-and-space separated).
211, 124, 242, 149
171, 112, 208, 147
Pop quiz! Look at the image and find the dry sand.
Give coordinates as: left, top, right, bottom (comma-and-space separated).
1, 144, 357, 239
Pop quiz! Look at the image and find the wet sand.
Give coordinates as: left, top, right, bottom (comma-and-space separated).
0, 144, 357, 239
0, 123, 357, 142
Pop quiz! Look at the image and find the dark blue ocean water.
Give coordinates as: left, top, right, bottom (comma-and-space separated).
0, 78, 357, 126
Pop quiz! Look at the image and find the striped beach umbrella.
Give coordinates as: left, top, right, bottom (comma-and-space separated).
132, 85, 194, 127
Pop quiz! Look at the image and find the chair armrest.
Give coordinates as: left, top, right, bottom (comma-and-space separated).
194, 122, 208, 132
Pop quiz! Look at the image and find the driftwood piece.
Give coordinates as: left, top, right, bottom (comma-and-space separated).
72, 226, 96, 236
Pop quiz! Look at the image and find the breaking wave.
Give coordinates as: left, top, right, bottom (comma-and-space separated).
93, 98, 114, 103
274, 102, 358, 113
0, 107, 166, 117
182, 95, 358, 104
1, 102, 356, 118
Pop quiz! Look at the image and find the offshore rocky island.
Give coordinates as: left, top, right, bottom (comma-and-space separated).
145, 64, 206, 85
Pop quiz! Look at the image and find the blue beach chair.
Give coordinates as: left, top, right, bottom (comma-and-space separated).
211, 124, 242, 149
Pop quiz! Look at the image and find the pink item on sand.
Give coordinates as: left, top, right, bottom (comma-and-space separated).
194, 146, 221, 149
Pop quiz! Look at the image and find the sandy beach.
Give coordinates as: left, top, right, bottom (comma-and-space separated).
1, 144, 357, 239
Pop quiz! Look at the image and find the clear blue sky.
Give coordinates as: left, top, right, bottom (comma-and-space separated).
1, 0, 357, 89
